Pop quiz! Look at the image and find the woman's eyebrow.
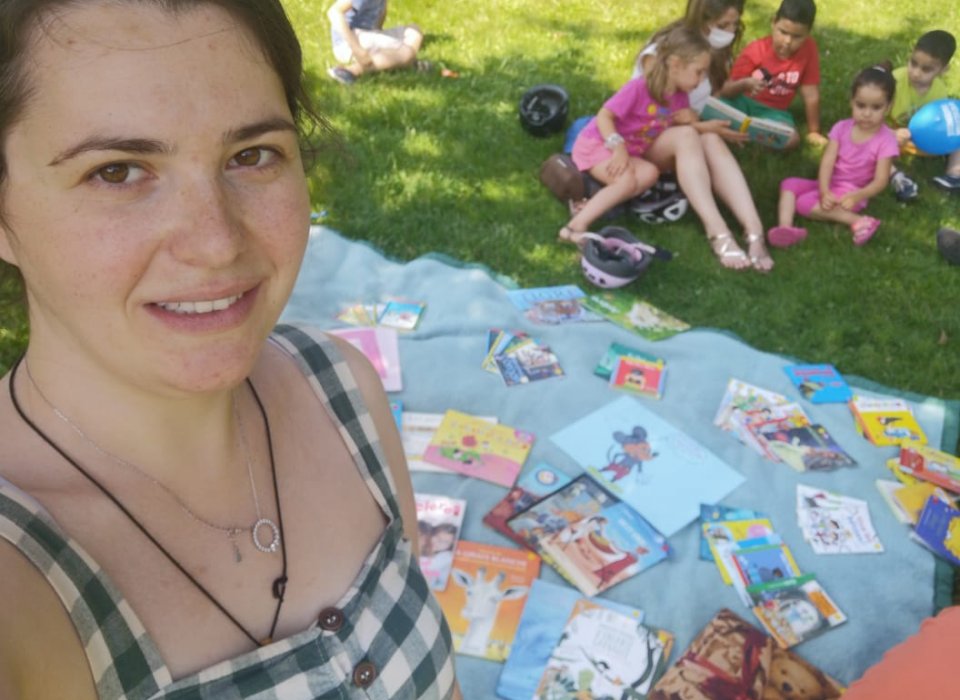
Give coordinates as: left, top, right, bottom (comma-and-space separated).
48, 137, 169, 166
47, 118, 298, 167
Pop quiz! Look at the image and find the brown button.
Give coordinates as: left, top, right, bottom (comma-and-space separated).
352, 660, 377, 688
318, 607, 344, 632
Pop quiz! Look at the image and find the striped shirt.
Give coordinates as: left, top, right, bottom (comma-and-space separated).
0, 324, 456, 699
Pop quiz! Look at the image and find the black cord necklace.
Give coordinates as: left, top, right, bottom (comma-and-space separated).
7, 356, 288, 648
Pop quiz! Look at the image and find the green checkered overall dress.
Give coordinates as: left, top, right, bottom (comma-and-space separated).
0, 324, 456, 699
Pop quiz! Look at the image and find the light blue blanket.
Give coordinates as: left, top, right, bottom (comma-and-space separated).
281, 227, 959, 695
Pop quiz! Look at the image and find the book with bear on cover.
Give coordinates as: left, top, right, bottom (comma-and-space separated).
506, 473, 671, 596
533, 598, 673, 700
422, 409, 535, 487
431, 541, 540, 661
648, 608, 844, 700
700, 96, 797, 149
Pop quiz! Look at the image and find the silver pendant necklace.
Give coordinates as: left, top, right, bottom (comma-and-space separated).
23, 360, 280, 562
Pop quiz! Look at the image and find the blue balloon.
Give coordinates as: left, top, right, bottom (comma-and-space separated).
908, 99, 960, 156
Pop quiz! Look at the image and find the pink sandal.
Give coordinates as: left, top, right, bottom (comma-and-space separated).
767, 225, 807, 248
851, 216, 880, 246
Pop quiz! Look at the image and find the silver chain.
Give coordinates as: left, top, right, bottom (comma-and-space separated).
23, 360, 280, 561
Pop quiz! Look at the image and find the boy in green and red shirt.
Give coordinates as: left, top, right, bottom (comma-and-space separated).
718, 0, 825, 149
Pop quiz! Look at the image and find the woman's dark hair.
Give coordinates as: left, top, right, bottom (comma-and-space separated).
0, 0, 327, 294
851, 61, 896, 103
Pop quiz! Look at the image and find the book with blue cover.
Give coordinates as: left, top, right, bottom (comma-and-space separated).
783, 363, 853, 404
911, 495, 960, 566
551, 396, 744, 536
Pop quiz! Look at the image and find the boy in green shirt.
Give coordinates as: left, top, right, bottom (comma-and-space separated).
888, 30, 959, 200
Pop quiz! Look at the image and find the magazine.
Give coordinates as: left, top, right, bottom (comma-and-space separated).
783, 363, 853, 404
422, 409, 535, 487
431, 540, 540, 661
534, 599, 671, 700
551, 396, 744, 537
506, 474, 671, 596
700, 96, 797, 149
415, 493, 467, 591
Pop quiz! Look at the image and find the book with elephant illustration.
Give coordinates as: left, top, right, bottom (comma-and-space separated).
431, 541, 540, 661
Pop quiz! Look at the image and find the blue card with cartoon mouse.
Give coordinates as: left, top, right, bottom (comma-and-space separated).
551, 396, 744, 536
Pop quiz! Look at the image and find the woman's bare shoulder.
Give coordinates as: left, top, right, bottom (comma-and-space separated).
0, 541, 96, 700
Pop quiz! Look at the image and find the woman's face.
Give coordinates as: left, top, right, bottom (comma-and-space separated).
710, 7, 742, 34
0, 2, 310, 395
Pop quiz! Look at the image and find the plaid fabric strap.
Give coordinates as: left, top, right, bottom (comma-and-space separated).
0, 326, 455, 699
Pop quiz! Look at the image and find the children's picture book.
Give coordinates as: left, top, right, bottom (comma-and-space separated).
505, 285, 602, 324
533, 599, 671, 700
783, 363, 853, 404
432, 541, 540, 661
849, 395, 927, 446
890, 479, 954, 524
326, 326, 402, 392
582, 291, 691, 341
497, 579, 661, 700
482, 329, 528, 374
482, 463, 573, 547
551, 396, 745, 537
505, 284, 587, 311
648, 608, 843, 700
506, 474, 671, 596
748, 574, 847, 648
911, 495, 960, 566
594, 342, 663, 381
702, 517, 779, 585
401, 411, 498, 473
757, 423, 857, 472
729, 401, 811, 461
335, 301, 385, 327
377, 299, 426, 330
609, 355, 667, 400
699, 503, 767, 560
897, 440, 960, 494
796, 484, 884, 554
493, 336, 565, 386
875, 479, 915, 524
422, 409, 535, 487
714, 378, 790, 433
415, 493, 467, 591
731, 542, 802, 589
700, 96, 797, 149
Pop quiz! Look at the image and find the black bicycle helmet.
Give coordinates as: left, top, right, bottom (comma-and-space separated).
629, 173, 689, 224
519, 84, 569, 137
580, 227, 653, 289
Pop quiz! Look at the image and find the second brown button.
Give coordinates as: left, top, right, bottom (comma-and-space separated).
318, 607, 344, 632
352, 660, 377, 688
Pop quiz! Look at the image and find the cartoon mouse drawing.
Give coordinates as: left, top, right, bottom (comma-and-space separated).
599, 426, 657, 482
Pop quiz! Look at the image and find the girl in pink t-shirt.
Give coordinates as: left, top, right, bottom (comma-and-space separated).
768, 65, 900, 247
563, 25, 774, 271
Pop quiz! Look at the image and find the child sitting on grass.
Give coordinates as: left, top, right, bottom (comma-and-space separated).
717, 0, 825, 149
886, 30, 960, 200
768, 65, 900, 248
562, 26, 773, 272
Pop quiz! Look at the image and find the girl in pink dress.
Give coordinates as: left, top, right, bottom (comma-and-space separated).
561, 25, 771, 271
768, 65, 900, 247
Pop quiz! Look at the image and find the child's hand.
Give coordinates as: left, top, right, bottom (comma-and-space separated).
805, 132, 828, 148
742, 76, 767, 96
604, 148, 629, 179
672, 108, 698, 125
820, 191, 838, 211
839, 193, 860, 210
702, 119, 750, 144
895, 128, 912, 147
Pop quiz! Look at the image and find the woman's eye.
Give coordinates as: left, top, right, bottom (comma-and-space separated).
95, 163, 136, 184
230, 147, 277, 168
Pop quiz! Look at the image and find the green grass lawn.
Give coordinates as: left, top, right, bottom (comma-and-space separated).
2, 0, 959, 408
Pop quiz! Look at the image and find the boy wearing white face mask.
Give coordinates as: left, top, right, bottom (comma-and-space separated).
634, 0, 745, 115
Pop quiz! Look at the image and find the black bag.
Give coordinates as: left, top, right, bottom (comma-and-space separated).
539, 153, 585, 203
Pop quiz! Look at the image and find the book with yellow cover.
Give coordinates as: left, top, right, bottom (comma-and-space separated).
849, 395, 927, 447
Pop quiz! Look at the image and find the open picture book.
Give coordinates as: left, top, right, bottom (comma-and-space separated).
700, 96, 796, 149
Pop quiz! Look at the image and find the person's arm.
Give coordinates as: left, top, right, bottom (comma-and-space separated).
840, 156, 894, 210
595, 106, 629, 179
326, 0, 373, 69
799, 85, 827, 146
718, 75, 767, 98
817, 139, 840, 209
0, 544, 97, 700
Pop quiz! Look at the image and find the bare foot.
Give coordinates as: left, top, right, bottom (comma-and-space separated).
708, 232, 750, 270
568, 198, 588, 216
746, 233, 774, 273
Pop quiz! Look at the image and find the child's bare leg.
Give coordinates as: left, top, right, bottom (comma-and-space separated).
700, 133, 771, 271
646, 126, 749, 269
777, 190, 797, 227
560, 159, 657, 245
948, 149, 960, 177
